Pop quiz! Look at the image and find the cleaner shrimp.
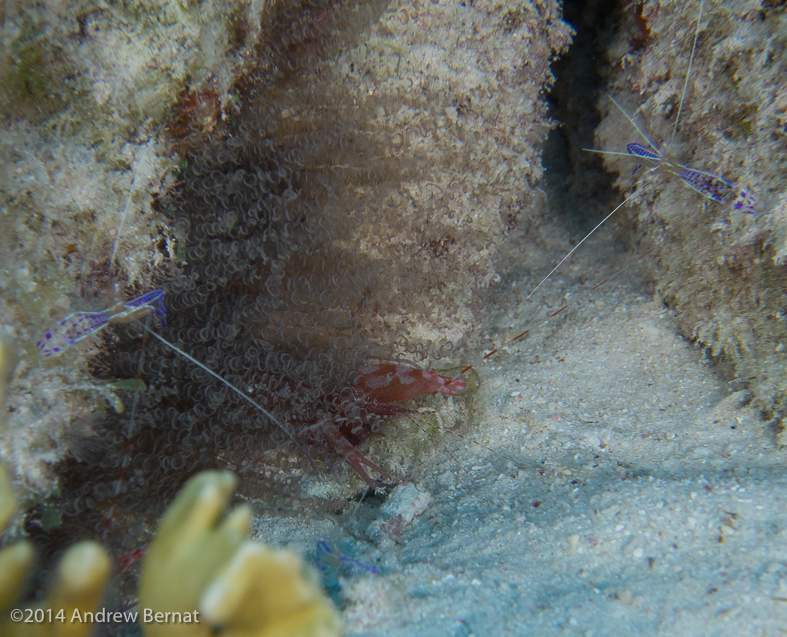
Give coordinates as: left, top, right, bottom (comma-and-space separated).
16, 2, 787, 634
37, 291, 469, 490
405, 0, 782, 491
527, 0, 759, 303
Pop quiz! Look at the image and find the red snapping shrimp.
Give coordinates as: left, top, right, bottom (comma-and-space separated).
304, 361, 467, 488
341, 362, 466, 486
353, 362, 466, 403
144, 323, 467, 490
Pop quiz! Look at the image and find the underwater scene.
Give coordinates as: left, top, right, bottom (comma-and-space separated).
1, 0, 786, 635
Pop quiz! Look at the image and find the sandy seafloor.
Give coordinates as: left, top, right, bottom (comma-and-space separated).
247, 227, 787, 636
3, 1, 784, 634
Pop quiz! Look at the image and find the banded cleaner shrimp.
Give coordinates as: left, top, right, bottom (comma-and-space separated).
15, 2, 787, 633
314, 5, 787, 634
588, 0, 787, 427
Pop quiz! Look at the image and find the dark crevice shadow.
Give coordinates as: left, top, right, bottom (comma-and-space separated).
542, 0, 623, 238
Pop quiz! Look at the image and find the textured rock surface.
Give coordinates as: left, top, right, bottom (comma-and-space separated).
593, 0, 787, 431
1, 0, 573, 535
1, 0, 267, 491
3, 2, 787, 634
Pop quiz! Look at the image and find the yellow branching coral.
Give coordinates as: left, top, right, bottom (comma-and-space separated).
2, 351, 336, 637
0, 466, 34, 611
0, 466, 111, 637
0, 539, 35, 612
139, 470, 341, 637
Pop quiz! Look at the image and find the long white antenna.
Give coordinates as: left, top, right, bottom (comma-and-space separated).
609, 95, 660, 152
143, 326, 297, 445
527, 185, 645, 300
672, 0, 705, 144
109, 158, 140, 274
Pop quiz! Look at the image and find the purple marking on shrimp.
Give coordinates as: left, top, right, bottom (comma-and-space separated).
126, 289, 166, 326
675, 168, 733, 203
618, 136, 757, 214
316, 540, 379, 575
37, 290, 166, 357
37, 311, 113, 357
733, 189, 757, 215
627, 143, 662, 161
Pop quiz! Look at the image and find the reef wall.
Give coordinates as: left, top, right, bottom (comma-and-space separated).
593, 0, 787, 434
0, 0, 572, 521
0, 0, 269, 491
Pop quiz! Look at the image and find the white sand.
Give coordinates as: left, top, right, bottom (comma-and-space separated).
252, 230, 787, 635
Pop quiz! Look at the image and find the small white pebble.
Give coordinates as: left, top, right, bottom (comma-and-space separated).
381, 483, 431, 525
616, 589, 635, 605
